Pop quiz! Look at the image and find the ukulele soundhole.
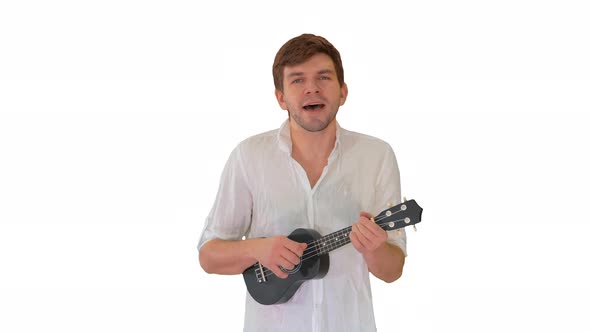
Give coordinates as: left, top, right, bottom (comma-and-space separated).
279, 261, 302, 274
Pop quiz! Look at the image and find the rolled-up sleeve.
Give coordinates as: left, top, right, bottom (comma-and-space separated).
374, 144, 407, 256
197, 144, 253, 250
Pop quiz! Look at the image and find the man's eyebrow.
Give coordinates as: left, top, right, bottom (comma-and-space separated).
286, 69, 334, 77
286, 72, 304, 78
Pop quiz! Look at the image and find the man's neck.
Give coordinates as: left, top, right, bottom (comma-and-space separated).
289, 119, 337, 162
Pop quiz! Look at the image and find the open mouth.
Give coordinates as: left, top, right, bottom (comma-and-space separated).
303, 103, 325, 111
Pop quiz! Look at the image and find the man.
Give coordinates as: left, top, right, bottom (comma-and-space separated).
198, 33, 407, 332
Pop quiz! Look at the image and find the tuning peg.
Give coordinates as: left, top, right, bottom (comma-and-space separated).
387, 202, 393, 208
413, 225, 417, 232
403, 196, 407, 203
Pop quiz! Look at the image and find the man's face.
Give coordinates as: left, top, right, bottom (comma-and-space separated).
275, 53, 348, 133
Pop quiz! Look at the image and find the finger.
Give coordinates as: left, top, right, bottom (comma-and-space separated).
284, 239, 307, 257
280, 250, 301, 266
300, 242, 308, 251
354, 222, 375, 240
270, 265, 288, 279
352, 223, 372, 248
359, 220, 388, 247
359, 217, 385, 236
349, 231, 365, 252
277, 256, 296, 270
359, 211, 373, 220
358, 212, 381, 233
360, 211, 388, 233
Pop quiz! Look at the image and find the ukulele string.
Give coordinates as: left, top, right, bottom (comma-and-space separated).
257, 211, 403, 277
299, 211, 401, 255
256, 211, 407, 279
257, 220, 396, 279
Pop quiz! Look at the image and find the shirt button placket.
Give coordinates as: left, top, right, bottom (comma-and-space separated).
309, 191, 324, 331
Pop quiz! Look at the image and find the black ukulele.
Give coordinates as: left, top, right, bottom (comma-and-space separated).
242, 199, 423, 305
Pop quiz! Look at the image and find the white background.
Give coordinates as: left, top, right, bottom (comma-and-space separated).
1, 1, 589, 331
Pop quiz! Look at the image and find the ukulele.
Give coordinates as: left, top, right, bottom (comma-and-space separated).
242, 199, 423, 305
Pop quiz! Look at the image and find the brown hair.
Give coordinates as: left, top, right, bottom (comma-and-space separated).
272, 34, 345, 92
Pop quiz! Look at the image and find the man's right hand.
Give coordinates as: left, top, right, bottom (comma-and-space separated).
252, 236, 307, 279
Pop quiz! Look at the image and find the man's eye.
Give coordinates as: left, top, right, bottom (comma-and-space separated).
292, 78, 303, 84
319, 76, 330, 80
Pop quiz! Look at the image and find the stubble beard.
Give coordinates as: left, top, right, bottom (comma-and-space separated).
289, 107, 338, 133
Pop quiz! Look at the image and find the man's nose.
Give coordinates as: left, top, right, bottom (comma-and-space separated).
304, 80, 320, 94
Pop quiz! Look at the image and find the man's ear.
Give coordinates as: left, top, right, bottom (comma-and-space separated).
275, 89, 288, 110
339, 83, 349, 106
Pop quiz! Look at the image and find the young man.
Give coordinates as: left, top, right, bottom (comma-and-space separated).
198, 34, 407, 332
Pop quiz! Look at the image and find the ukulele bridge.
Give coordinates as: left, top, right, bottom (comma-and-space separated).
256, 262, 267, 283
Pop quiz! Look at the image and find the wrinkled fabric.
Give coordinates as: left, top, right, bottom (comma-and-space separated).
198, 120, 407, 332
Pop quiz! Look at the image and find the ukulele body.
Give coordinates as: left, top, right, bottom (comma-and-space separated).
242, 228, 329, 305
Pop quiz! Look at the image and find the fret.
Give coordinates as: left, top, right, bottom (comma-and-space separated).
317, 226, 353, 255
315, 222, 390, 255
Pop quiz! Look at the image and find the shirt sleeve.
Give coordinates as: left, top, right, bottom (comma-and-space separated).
197, 144, 253, 250
374, 143, 407, 256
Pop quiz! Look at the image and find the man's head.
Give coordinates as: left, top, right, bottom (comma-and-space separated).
273, 34, 345, 93
273, 34, 348, 133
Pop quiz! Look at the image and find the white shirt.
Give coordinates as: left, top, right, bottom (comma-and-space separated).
198, 120, 407, 332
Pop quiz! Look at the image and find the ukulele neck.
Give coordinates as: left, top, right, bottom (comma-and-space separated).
315, 226, 353, 255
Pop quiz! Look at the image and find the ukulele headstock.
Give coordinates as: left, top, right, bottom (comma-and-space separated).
373, 199, 422, 231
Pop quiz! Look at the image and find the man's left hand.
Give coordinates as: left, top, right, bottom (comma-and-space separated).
349, 211, 388, 254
